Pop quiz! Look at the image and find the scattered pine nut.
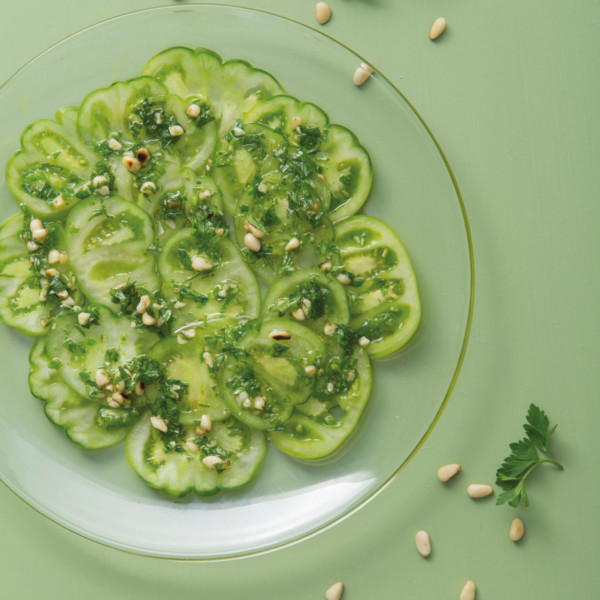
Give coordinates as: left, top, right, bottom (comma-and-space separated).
467, 483, 493, 499
358, 336, 371, 348
244, 219, 265, 238
429, 17, 447, 41
150, 415, 168, 433
202, 455, 224, 470
304, 365, 316, 376
58, 252, 69, 264
509, 517, 525, 542
292, 307, 306, 321
78, 312, 91, 326
459, 579, 476, 600
135, 381, 145, 396
200, 413, 212, 432
244, 232, 261, 252
257, 181, 268, 194
285, 237, 301, 251
52, 195, 65, 208
269, 329, 291, 340
98, 186, 110, 196
336, 273, 351, 285
142, 312, 157, 326
29, 218, 43, 233
325, 581, 344, 600
437, 463, 461, 482
415, 529, 432, 558
316, 2, 332, 25
26, 240, 39, 252
136, 295, 151, 314
185, 440, 199, 453
191, 255, 213, 272
253, 396, 266, 411
61, 296, 75, 307
186, 103, 202, 118
32, 228, 48, 242
324, 322, 337, 336
92, 175, 109, 187
108, 138, 122, 151
352, 63, 371, 86
203, 351, 214, 369
45, 268, 59, 278
140, 181, 157, 195
168, 125, 185, 137
95, 370, 110, 388
122, 154, 141, 172
47, 249, 61, 264
232, 126, 245, 137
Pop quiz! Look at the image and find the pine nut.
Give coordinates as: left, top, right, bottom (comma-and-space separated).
137, 148, 150, 166
136, 295, 151, 314
324, 323, 337, 336
61, 296, 75, 307
108, 138, 122, 151
437, 463, 461, 482
200, 414, 212, 432
237, 391, 250, 405
269, 329, 291, 340
30, 219, 43, 233
459, 580, 476, 600
191, 255, 213, 271
244, 232, 261, 252
26, 240, 39, 252
92, 175, 108, 187
32, 228, 48, 242
285, 237, 301, 251
185, 440, 199, 453
316, 2, 332, 25
509, 517, 525, 542
198, 189, 211, 200
202, 351, 214, 369
169, 125, 184, 137
58, 252, 69, 264
253, 396, 266, 411
98, 186, 110, 196
336, 273, 351, 285
429, 17, 447, 40
319, 260, 332, 271
467, 484, 493, 499
215, 228, 225, 236
142, 312, 157, 326
257, 181, 268, 194
135, 382, 145, 396
78, 312, 91, 326
95, 370, 110, 388
122, 154, 141, 172
353, 66, 371, 87
292, 308, 306, 321
47, 249, 61, 264
186, 103, 202, 118
202, 455, 224, 470
232, 126, 245, 137
304, 365, 316, 376
358, 336, 371, 347
415, 530, 432, 557
52, 195, 65, 208
140, 181, 157, 195
244, 219, 265, 238
111, 392, 125, 406
150, 415, 168, 432
325, 581, 344, 600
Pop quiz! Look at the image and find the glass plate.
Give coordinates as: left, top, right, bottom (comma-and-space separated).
0, 5, 473, 559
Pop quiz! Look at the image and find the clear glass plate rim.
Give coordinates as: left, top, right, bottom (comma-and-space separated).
0, 3, 476, 561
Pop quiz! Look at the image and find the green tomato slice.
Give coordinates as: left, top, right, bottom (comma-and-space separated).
125, 412, 267, 497
269, 348, 371, 459
6, 108, 97, 219
44, 304, 158, 398
147, 316, 237, 424
218, 319, 327, 430
66, 194, 160, 307
334, 215, 421, 357
0, 216, 83, 337
142, 47, 284, 137
262, 268, 350, 336
28, 338, 135, 448
158, 228, 260, 326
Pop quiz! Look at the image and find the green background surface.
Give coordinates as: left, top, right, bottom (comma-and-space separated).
1, 1, 598, 598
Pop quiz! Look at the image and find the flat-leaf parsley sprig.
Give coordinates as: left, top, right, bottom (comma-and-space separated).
495, 403, 564, 508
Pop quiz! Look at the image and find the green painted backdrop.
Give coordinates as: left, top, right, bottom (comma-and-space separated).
1, 1, 598, 598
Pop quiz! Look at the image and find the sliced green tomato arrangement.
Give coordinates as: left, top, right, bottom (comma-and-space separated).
0, 47, 420, 497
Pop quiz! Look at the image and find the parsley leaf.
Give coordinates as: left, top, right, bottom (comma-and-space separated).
495, 404, 563, 508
